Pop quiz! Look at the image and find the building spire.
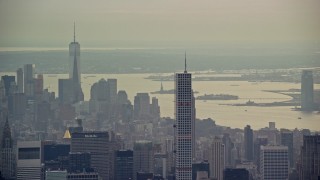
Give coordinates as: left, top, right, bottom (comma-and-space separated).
74, 22, 76, 43
184, 51, 187, 73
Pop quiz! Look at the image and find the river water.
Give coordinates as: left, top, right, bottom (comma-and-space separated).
1, 72, 320, 130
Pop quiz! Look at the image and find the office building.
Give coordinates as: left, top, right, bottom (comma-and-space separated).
115, 150, 133, 180
36, 101, 50, 132
69, 23, 80, 81
1, 75, 15, 96
192, 161, 210, 180
280, 129, 294, 168
154, 153, 167, 179
150, 97, 160, 119
0, 118, 15, 179
16, 141, 43, 180
71, 131, 110, 180
133, 140, 154, 180
118, 90, 129, 105
260, 145, 289, 180
253, 137, 268, 173
43, 141, 70, 171
301, 70, 314, 110
244, 125, 254, 161
209, 136, 225, 180
299, 135, 320, 180
12, 93, 26, 119
69, 152, 92, 173
134, 93, 151, 119
34, 74, 43, 97
58, 79, 74, 104
89, 79, 118, 118
175, 54, 195, 180
16, 68, 23, 93
90, 79, 108, 101
23, 64, 35, 98
222, 133, 234, 167
223, 168, 250, 180
107, 79, 117, 103
0, 80, 5, 99
235, 162, 257, 180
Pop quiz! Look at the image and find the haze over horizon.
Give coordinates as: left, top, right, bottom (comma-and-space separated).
1, 0, 320, 48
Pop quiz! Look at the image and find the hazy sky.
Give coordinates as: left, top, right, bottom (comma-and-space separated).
0, 0, 319, 48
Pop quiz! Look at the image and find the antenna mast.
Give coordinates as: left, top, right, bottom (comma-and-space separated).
184, 51, 187, 73
73, 22, 76, 43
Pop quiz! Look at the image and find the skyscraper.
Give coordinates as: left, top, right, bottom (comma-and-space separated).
115, 150, 133, 180
260, 145, 289, 180
58, 79, 73, 104
16, 68, 23, 93
133, 140, 154, 180
299, 135, 320, 180
223, 133, 234, 167
208, 136, 225, 180
107, 79, 117, 103
23, 64, 35, 98
69, 152, 92, 173
175, 53, 195, 180
280, 129, 294, 168
71, 132, 110, 180
34, 74, 43, 97
43, 141, 70, 171
71, 45, 84, 103
1, 75, 15, 96
69, 23, 80, 81
0, 117, 15, 179
192, 161, 210, 180
244, 125, 254, 161
253, 137, 268, 173
301, 70, 314, 111
134, 93, 150, 119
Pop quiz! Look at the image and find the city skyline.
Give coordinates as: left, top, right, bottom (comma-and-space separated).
0, 1, 320, 180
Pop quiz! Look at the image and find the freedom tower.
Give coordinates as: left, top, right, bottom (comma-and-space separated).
175, 53, 195, 180
69, 23, 80, 81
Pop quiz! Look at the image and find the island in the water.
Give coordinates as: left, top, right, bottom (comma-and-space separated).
196, 94, 239, 100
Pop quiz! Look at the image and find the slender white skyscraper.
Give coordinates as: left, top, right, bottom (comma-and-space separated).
69, 23, 80, 80
209, 136, 225, 180
175, 53, 195, 180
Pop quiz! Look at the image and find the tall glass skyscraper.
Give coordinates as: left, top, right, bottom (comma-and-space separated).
244, 125, 254, 161
175, 54, 195, 180
301, 70, 314, 111
300, 135, 320, 180
69, 23, 80, 81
